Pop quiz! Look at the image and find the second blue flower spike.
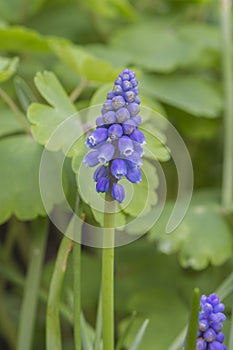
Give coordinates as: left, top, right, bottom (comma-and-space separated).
83, 69, 145, 203
196, 293, 227, 350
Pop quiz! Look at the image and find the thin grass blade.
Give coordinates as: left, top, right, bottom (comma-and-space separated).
128, 319, 149, 350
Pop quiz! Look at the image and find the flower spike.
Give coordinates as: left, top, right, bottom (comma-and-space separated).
196, 293, 227, 350
83, 68, 145, 202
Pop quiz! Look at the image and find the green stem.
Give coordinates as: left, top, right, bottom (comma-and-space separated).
73, 241, 82, 350
185, 288, 200, 350
69, 79, 88, 102
72, 207, 85, 350
0, 87, 31, 134
220, 0, 233, 210
94, 288, 102, 350
102, 191, 115, 350
46, 236, 74, 350
17, 218, 48, 350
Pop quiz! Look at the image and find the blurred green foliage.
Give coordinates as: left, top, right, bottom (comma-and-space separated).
0, 0, 232, 349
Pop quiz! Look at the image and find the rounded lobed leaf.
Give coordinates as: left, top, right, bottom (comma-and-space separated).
148, 191, 233, 270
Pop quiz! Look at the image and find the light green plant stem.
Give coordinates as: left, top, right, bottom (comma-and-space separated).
94, 288, 102, 350
46, 236, 74, 350
17, 218, 48, 350
220, 0, 233, 210
73, 208, 84, 350
69, 79, 88, 102
73, 241, 82, 350
185, 288, 200, 350
102, 191, 115, 350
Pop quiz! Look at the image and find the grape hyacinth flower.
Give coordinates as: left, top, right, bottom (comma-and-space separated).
83, 69, 145, 203
196, 293, 227, 350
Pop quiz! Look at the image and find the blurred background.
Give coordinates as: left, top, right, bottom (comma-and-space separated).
0, 0, 233, 349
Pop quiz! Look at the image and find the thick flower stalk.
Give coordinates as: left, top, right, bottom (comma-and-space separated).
196, 293, 227, 350
83, 68, 145, 203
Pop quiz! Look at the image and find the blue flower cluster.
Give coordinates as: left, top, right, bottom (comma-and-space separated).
83, 69, 145, 203
196, 293, 227, 350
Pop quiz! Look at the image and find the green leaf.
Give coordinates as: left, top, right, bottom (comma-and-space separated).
168, 328, 187, 350
0, 0, 47, 22
25, 3, 95, 43
121, 160, 158, 218
14, 76, 37, 112
94, 290, 102, 350
53, 62, 83, 91
110, 0, 137, 20
0, 107, 23, 137
49, 39, 120, 83
34, 71, 75, 113
141, 74, 222, 118
110, 22, 181, 72
110, 20, 220, 72
216, 272, 233, 300
143, 127, 170, 162
81, 312, 94, 350
116, 311, 137, 350
93, 206, 126, 228
166, 106, 219, 140
140, 95, 167, 117
0, 56, 19, 83
46, 236, 73, 350
17, 218, 48, 350
175, 23, 220, 70
178, 23, 220, 53
86, 44, 132, 68
70, 134, 87, 167
0, 135, 45, 223
148, 190, 233, 270
0, 134, 65, 224
0, 26, 49, 52
28, 71, 78, 152
89, 83, 113, 106
80, 0, 137, 19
